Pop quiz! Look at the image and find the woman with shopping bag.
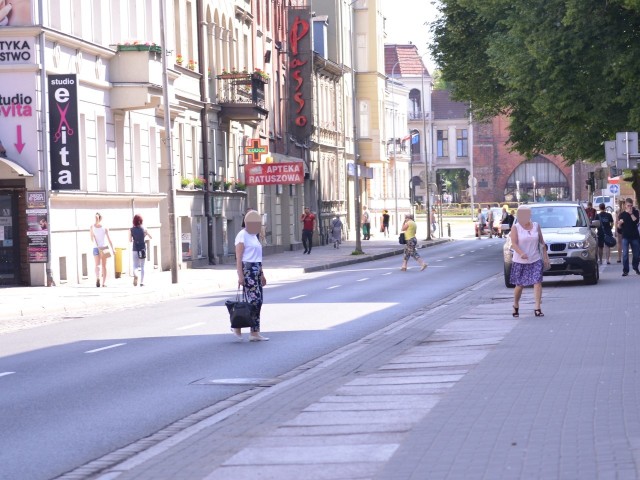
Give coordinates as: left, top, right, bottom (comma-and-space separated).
233, 210, 269, 342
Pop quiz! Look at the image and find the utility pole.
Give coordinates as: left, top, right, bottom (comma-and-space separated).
160, 0, 179, 283
420, 56, 432, 240
350, 2, 362, 254
390, 61, 400, 235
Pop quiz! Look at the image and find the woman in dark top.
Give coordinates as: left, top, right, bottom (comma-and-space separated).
129, 214, 152, 286
596, 203, 614, 265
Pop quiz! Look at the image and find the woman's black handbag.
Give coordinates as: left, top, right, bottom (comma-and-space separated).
225, 288, 257, 329
399, 233, 406, 245
604, 233, 617, 248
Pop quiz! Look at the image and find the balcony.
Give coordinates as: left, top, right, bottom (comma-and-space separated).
216, 73, 269, 124
409, 111, 431, 121
110, 48, 163, 110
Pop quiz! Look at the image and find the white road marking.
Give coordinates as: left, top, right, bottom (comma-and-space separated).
85, 343, 127, 354
357, 278, 369, 282
176, 322, 206, 331
459, 254, 465, 257
0, 372, 15, 378
326, 285, 341, 290
448, 256, 455, 259
381, 272, 392, 276
289, 295, 307, 300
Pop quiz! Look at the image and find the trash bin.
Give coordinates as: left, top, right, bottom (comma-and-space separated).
114, 247, 126, 278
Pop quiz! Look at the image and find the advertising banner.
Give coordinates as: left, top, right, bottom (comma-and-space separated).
245, 163, 304, 186
48, 74, 80, 190
26, 190, 48, 263
288, 6, 313, 140
0, 0, 33, 27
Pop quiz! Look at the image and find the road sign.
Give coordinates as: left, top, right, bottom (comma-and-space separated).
608, 184, 620, 195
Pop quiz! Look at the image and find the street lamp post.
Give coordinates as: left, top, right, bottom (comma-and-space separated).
350, 1, 362, 253
390, 61, 400, 235
419, 55, 432, 240
160, 0, 179, 283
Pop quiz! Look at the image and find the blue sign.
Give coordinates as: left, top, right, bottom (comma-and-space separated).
609, 184, 620, 194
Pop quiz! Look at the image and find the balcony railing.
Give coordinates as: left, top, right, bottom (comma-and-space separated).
409, 111, 431, 121
215, 73, 269, 124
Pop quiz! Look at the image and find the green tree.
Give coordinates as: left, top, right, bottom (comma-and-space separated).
431, 0, 640, 201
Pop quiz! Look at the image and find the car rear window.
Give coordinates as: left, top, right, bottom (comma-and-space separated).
530, 206, 587, 228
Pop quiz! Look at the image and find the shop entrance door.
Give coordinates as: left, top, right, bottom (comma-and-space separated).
0, 192, 19, 285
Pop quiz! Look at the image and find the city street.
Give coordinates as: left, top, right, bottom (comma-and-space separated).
0, 238, 503, 480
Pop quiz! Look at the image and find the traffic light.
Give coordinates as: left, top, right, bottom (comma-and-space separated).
441, 182, 448, 194
585, 172, 595, 191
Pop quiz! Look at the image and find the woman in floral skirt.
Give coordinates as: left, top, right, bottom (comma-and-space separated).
509, 206, 547, 317
234, 210, 269, 342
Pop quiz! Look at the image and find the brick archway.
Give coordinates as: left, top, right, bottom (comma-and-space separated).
504, 155, 570, 202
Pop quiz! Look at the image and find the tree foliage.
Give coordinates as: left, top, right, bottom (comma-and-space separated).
431, 0, 640, 165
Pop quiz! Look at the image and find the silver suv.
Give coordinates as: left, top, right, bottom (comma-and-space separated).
503, 203, 600, 287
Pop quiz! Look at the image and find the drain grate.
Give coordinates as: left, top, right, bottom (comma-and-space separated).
191, 377, 281, 387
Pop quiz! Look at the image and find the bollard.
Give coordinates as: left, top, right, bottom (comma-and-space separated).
114, 247, 126, 278
447, 223, 451, 238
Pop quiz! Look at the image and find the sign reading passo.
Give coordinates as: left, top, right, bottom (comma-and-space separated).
288, 6, 313, 140
48, 74, 80, 190
245, 163, 304, 186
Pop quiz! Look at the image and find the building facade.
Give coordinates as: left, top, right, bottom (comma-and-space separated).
0, 0, 313, 287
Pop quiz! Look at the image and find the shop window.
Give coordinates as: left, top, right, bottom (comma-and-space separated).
437, 130, 448, 157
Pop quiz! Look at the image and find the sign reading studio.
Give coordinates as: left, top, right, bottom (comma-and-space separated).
288, 6, 313, 141
48, 74, 80, 190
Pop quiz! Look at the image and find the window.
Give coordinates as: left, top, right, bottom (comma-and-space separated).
356, 34, 367, 71
456, 129, 468, 157
358, 100, 370, 138
437, 130, 448, 157
409, 89, 421, 118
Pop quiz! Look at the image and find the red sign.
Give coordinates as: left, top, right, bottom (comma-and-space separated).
288, 7, 313, 139
245, 163, 304, 186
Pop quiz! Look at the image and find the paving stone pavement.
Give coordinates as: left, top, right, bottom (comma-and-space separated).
64, 265, 640, 480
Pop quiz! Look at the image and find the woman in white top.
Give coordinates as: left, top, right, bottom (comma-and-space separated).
90, 212, 114, 287
509, 206, 547, 318
234, 210, 268, 342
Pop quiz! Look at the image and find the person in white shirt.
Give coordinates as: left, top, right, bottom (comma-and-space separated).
234, 210, 268, 342
90, 212, 114, 288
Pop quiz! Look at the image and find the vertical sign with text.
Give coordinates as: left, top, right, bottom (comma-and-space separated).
26, 190, 48, 263
48, 74, 80, 190
288, 6, 313, 141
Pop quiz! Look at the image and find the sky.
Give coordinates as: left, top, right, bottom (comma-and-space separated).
381, 0, 441, 73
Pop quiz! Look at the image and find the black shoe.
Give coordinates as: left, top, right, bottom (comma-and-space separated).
622, 272, 629, 276
303, 249, 308, 254
635, 269, 640, 275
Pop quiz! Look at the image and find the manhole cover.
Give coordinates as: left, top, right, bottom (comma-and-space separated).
191, 378, 281, 387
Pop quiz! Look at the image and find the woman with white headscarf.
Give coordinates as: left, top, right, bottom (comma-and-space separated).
234, 210, 269, 342
509, 205, 546, 318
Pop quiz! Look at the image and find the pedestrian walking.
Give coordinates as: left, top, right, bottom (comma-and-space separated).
585, 202, 597, 221
595, 203, 614, 265
234, 210, 268, 342
129, 214, 152, 286
615, 200, 625, 263
300, 206, 316, 254
90, 212, 114, 288
430, 207, 437, 236
486, 205, 494, 238
329, 215, 343, 248
499, 206, 509, 237
509, 206, 546, 317
381, 210, 390, 237
617, 198, 640, 276
475, 207, 486, 239
400, 214, 428, 272
362, 206, 371, 240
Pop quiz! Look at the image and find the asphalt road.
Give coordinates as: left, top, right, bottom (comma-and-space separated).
0, 238, 504, 480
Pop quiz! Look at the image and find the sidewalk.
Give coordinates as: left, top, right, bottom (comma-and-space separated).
59, 265, 640, 480
0, 236, 451, 331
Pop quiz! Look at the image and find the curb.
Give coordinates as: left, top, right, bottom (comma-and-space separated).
303, 238, 453, 273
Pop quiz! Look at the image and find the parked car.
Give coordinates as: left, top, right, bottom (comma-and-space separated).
503, 202, 600, 287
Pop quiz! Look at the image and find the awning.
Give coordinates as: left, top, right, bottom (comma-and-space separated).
0, 157, 33, 177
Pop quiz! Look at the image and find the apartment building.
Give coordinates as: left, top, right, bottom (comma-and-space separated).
0, 0, 304, 286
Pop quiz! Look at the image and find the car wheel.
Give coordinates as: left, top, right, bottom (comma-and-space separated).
583, 262, 599, 285
504, 264, 515, 288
